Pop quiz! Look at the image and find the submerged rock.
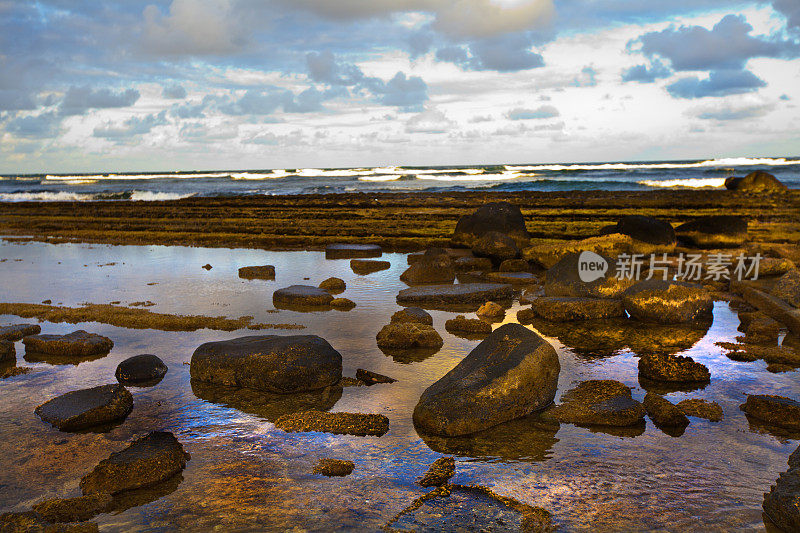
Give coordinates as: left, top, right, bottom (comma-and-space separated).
272, 285, 334, 308
35, 384, 133, 432
451, 201, 530, 249
763, 444, 800, 532
274, 410, 389, 436
0, 340, 14, 363
80, 431, 190, 495
544, 252, 634, 299
390, 307, 433, 325
330, 297, 356, 310
622, 280, 713, 323
638, 353, 710, 383
190, 335, 342, 393
771, 269, 800, 307
0, 323, 41, 341
444, 315, 492, 335
419, 457, 455, 487
355, 368, 396, 385
115, 354, 167, 385
325, 243, 382, 259
675, 216, 748, 248
313, 458, 354, 477
676, 398, 723, 422
350, 259, 391, 274
725, 170, 788, 193
530, 297, 625, 321
413, 323, 560, 436
237, 265, 275, 280
23, 330, 114, 357
740, 394, 800, 431
376, 322, 443, 349
32, 493, 112, 523
318, 277, 346, 293
615, 215, 677, 245
471, 231, 520, 264
541, 380, 645, 427
643, 392, 689, 429
397, 283, 513, 309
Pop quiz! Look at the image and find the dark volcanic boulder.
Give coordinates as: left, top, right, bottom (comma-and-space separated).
397, 283, 514, 309
451, 201, 530, 248
190, 335, 342, 393
675, 216, 748, 248
643, 392, 689, 428
545, 252, 635, 299
541, 380, 645, 427
413, 323, 560, 436
638, 353, 710, 383
0, 340, 14, 363
615, 215, 676, 245
238, 265, 275, 280
23, 330, 113, 357
763, 445, 800, 532
273, 285, 334, 308
115, 354, 168, 385
740, 394, 800, 431
0, 323, 41, 341
622, 280, 713, 323
350, 259, 391, 274
530, 297, 625, 321
725, 171, 788, 193
771, 269, 800, 307
471, 231, 520, 264
400, 254, 455, 285
376, 322, 443, 349
35, 384, 133, 431
80, 431, 190, 495
390, 307, 433, 325
325, 243, 382, 259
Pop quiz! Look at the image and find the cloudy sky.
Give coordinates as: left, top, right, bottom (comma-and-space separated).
1, 0, 799, 173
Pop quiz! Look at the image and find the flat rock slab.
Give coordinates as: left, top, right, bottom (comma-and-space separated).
325, 244, 382, 259
350, 259, 391, 274
743, 287, 800, 336
273, 285, 334, 309
530, 297, 625, 321
23, 330, 113, 357
313, 458, 354, 477
35, 384, 133, 431
622, 280, 713, 324
541, 380, 645, 427
238, 265, 275, 280
397, 283, 513, 309
486, 272, 538, 285
274, 409, 389, 436
0, 323, 41, 341
741, 394, 800, 431
115, 354, 168, 385
191, 335, 342, 393
80, 431, 190, 495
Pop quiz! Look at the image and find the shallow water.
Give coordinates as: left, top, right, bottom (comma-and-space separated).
0, 239, 797, 531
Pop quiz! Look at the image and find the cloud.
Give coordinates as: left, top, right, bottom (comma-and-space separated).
621, 59, 671, 83
506, 105, 559, 120
773, 0, 800, 32
692, 102, 775, 121
93, 111, 169, 138
306, 51, 366, 86
667, 69, 766, 99
4, 112, 61, 138
0, 89, 38, 112
571, 66, 597, 87
59, 86, 140, 116
435, 33, 544, 72
468, 114, 493, 123
634, 14, 800, 72
163, 84, 187, 99
405, 106, 454, 132
374, 72, 428, 109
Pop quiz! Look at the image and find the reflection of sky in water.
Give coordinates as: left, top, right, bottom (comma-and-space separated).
0, 239, 798, 531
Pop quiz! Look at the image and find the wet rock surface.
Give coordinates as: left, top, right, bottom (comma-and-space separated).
451, 201, 530, 249
771, 269, 800, 307
413, 323, 560, 436
397, 283, 514, 309
35, 384, 133, 431
237, 265, 275, 280
471, 231, 520, 264
0, 339, 14, 363
740, 394, 800, 431
318, 277, 346, 293
312, 458, 354, 477
725, 170, 788, 193
622, 280, 714, 323
541, 380, 645, 427
615, 215, 677, 245
274, 410, 390, 436
763, 444, 800, 532
643, 392, 689, 430
499, 258, 529, 272
80, 431, 190, 495
355, 368, 396, 385
400, 254, 455, 284
418, 457, 455, 487
32, 493, 112, 523
675, 215, 748, 248
638, 353, 711, 383
329, 297, 356, 309
676, 399, 723, 422
22, 330, 114, 357
0, 323, 41, 341
544, 252, 634, 299
376, 322, 443, 349
115, 354, 168, 385
350, 259, 390, 274
453, 256, 493, 272
530, 297, 625, 321
476, 301, 504, 319
486, 271, 538, 285
0, 511, 99, 532
325, 243, 382, 259
444, 315, 492, 335
272, 285, 334, 308
524, 233, 664, 270
390, 307, 433, 325
190, 335, 342, 393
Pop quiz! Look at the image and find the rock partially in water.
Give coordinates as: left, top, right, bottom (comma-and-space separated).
524, 233, 666, 270
318, 277, 346, 293
80, 431, 190, 495
725, 170, 788, 193
325, 243, 382, 259
675, 215, 748, 248
622, 280, 713, 323
0, 339, 14, 363
0, 511, 99, 532
350, 259, 391, 274
444, 315, 492, 336
530, 297, 625, 321
476, 301, 504, 319
35, 384, 133, 432
763, 444, 800, 532
400, 254, 455, 285
453, 256, 493, 272
486, 271, 538, 286
376, 322, 443, 349
745, 313, 781, 344
676, 398, 723, 422
643, 392, 689, 431
397, 283, 514, 310
451, 201, 530, 249
740, 394, 800, 431
272, 285, 334, 309
330, 297, 356, 310
23, 330, 114, 357
0, 323, 41, 341
391, 307, 433, 325
419, 457, 455, 487
615, 215, 677, 245
413, 323, 560, 436
237, 265, 275, 280
115, 354, 167, 386
541, 380, 645, 427
499, 258, 530, 272
355, 368, 396, 385
313, 458, 354, 477
275, 410, 389, 436
32, 493, 112, 523
771, 269, 800, 307
544, 252, 634, 299
471, 231, 520, 264
638, 353, 710, 383
190, 335, 342, 393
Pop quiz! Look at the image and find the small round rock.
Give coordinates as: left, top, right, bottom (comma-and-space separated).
115, 354, 168, 385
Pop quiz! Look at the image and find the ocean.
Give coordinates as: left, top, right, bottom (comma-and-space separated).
1, 156, 798, 201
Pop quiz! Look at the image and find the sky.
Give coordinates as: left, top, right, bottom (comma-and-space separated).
0, 0, 799, 173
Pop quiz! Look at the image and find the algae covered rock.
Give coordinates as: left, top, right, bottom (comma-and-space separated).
451, 201, 530, 248
740, 394, 800, 431
319, 277, 346, 293
272, 285, 334, 308
725, 170, 788, 193
544, 252, 634, 299
614, 215, 676, 245
530, 297, 625, 321
23, 330, 113, 357
35, 384, 133, 432
418, 457, 455, 487
275, 410, 389, 436
390, 307, 433, 325
676, 398, 723, 422
350, 259, 391, 274
638, 353, 710, 383
541, 380, 645, 427
622, 279, 713, 323
0, 323, 41, 341
376, 322, 443, 349
471, 231, 520, 264
237, 265, 275, 280
643, 392, 689, 429
675, 216, 747, 248
313, 458, 354, 477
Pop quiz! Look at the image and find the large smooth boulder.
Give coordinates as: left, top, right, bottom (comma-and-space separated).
530, 297, 625, 321
397, 283, 514, 309
771, 269, 800, 307
763, 444, 800, 532
325, 243, 382, 259
471, 231, 520, 264
115, 354, 168, 385
413, 323, 560, 436
376, 322, 443, 349
615, 215, 676, 245
725, 171, 788, 193
273, 285, 334, 308
541, 380, 645, 427
400, 254, 455, 284
544, 252, 635, 299
451, 202, 530, 249
35, 384, 133, 431
675, 216, 748, 248
23, 330, 113, 357
80, 431, 190, 495
0, 323, 41, 341
740, 394, 800, 431
622, 280, 713, 323
190, 335, 342, 393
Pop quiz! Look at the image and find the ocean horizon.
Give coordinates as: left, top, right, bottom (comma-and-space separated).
1, 156, 798, 202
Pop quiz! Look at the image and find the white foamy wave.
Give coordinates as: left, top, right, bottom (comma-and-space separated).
0, 191, 98, 202
506, 157, 799, 172
230, 170, 288, 180
129, 191, 195, 201
358, 174, 407, 182
417, 171, 523, 181
638, 178, 727, 188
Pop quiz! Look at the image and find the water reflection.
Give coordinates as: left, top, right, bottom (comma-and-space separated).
378, 346, 442, 364
24, 351, 110, 366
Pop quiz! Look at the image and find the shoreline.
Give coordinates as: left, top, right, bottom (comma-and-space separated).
1, 189, 798, 251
